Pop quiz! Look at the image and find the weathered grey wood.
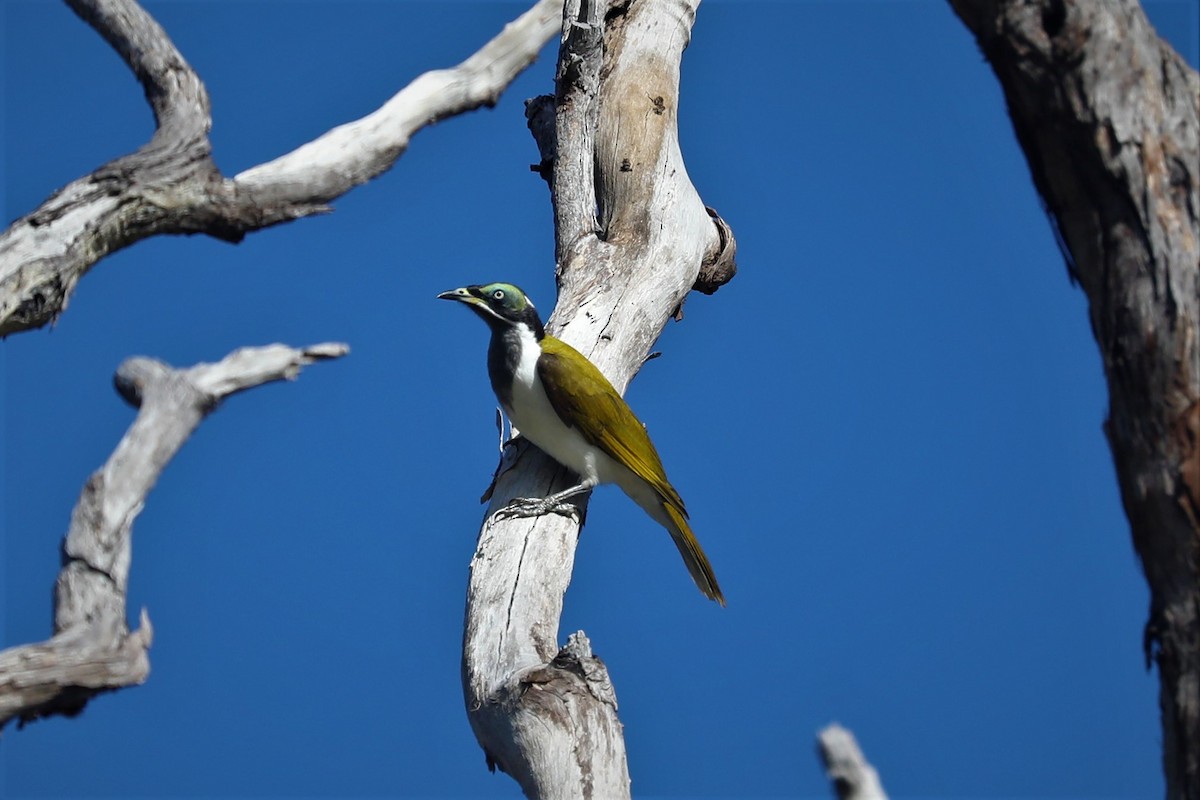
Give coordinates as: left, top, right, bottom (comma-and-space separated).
0, 0, 563, 337
818, 724, 888, 800
946, 2, 1199, 797
0, 343, 348, 730
461, 0, 736, 796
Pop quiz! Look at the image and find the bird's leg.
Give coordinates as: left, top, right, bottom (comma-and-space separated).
495, 478, 596, 523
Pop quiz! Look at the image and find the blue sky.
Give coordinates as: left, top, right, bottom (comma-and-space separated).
3, 1, 1198, 797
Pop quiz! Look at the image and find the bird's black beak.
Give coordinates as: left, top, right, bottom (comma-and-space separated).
437, 287, 470, 302
438, 286, 491, 314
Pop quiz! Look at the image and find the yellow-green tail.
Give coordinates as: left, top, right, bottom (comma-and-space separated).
662, 503, 725, 605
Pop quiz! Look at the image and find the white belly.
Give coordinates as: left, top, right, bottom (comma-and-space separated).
507, 370, 604, 483
505, 331, 613, 485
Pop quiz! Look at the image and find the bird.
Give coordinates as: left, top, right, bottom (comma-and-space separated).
438, 282, 724, 605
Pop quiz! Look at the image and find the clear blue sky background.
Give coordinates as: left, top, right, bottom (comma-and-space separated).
3, 1, 1198, 797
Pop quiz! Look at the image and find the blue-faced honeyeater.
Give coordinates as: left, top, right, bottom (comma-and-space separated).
438, 282, 724, 605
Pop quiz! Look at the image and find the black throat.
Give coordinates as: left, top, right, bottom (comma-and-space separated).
486, 319, 542, 411
475, 304, 545, 411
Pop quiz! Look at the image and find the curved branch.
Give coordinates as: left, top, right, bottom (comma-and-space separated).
0, 0, 564, 337
231, 0, 563, 208
462, 0, 736, 795
0, 342, 348, 730
947, 1, 1199, 796
63, 0, 210, 133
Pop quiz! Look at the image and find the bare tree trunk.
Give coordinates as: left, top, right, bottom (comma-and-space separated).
0, 0, 562, 338
947, 2, 1200, 796
460, 0, 735, 796
0, 343, 347, 730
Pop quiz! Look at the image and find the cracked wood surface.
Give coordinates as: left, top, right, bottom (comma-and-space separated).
460, 0, 736, 797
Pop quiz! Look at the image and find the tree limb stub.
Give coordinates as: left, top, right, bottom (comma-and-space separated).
462, 1, 736, 796
817, 724, 889, 800
0, 0, 564, 338
0, 342, 348, 731
947, 1, 1200, 796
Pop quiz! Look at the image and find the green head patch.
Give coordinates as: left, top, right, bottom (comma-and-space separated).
474, 282, 532, 314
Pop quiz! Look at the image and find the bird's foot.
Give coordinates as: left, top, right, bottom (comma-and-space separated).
493, 496, 581, 523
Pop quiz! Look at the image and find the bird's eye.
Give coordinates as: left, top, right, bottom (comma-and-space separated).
493, 289, 505, 300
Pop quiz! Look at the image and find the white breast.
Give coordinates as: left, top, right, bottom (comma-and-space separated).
505, 327, 609, 485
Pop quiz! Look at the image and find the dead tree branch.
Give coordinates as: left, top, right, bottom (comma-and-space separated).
461, 0, 736, 796
0, 0, 563, 337
947, 1, 1200, 796
0, 342, 348, 731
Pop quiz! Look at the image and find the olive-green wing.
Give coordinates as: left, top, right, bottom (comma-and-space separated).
539, 336, 725, 605
537, 336, 686, 514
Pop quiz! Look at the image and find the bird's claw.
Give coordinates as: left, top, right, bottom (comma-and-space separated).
493, 496, 581, 523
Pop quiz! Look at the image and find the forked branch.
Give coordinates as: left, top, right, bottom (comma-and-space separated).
0, 0, 563, 337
